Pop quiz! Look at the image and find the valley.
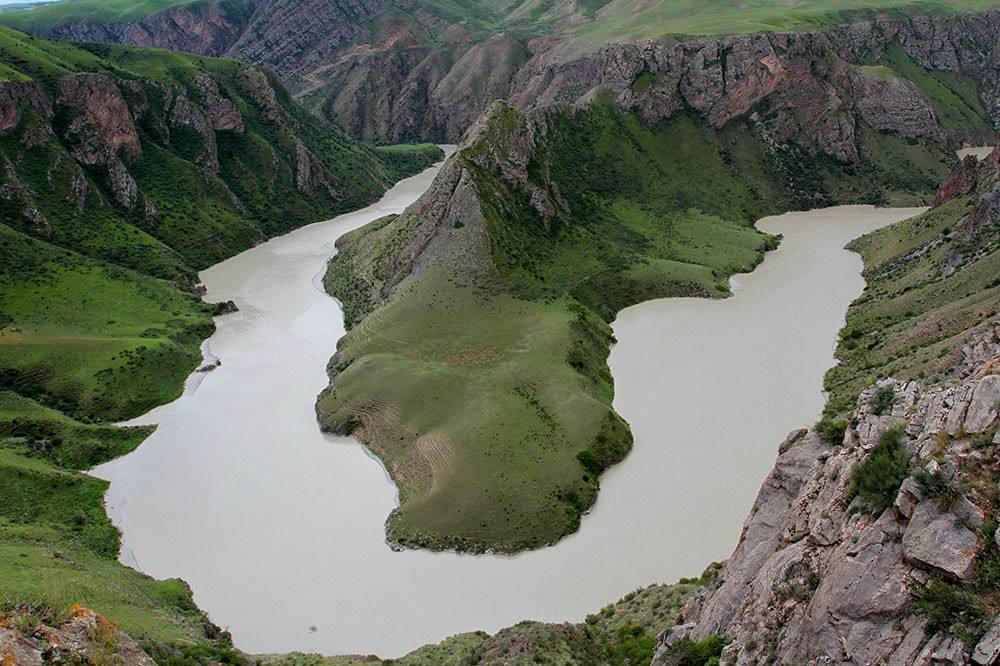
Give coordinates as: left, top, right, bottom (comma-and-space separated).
0, 2, 998, 664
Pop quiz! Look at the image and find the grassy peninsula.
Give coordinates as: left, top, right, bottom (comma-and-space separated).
318, 92, 964, 552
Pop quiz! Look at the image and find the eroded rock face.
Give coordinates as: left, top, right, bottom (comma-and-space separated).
47, 0, 252, 57
653, 316, 1000, 665
24, 3, 1000, 146
57, 74, 141, 164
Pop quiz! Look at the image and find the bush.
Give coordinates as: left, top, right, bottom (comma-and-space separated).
871, 385, 896, 416
663, 635, 730, 666
815, 416, 847, 445
848, 426, 911, 515
911, 577, 990, 645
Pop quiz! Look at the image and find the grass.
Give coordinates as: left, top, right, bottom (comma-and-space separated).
823, 193, 1000, 416
0, 0, 247, 33
321, 99, 954, 552
566, 0, 998, 43
847, 426, 911, 514
0, 26, 442, 660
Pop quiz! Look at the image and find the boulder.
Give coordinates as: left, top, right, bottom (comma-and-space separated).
973, 615, 1000, 665
902, 499, 981, 580
894, 477, 924, 519
964, 374, 1000, 433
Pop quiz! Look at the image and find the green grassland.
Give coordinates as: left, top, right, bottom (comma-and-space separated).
0, 0, 253, 34
824, 179, 1000, 416
0, 27, 441, 661
321, 99, 955, 552
567, 0, 998, 43
3, 0, 996, 44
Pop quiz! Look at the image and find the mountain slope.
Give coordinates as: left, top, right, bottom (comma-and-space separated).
0, 26, 440, 661
0, 25, 440, 420
2, 2, 997, 145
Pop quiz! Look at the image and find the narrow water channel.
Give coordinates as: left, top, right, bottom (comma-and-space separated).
93, 156, 923, 657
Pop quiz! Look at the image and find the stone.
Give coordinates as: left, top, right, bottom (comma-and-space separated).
894, 476, 923, 519
973, 615, 1000, 665
902, 499, 981, 580
965, 375, 1000, 433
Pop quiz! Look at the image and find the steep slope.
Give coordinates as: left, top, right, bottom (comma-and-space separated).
2, 2, 997, 145
0, 25, 440, 421
0, 26, 441, 662
653, 145, 1000, 666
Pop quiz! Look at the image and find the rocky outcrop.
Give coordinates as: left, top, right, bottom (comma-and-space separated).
56, 74, 141, 163
934, 154, 981, 205
655, 343, 999, 664
0, 605, 156, 665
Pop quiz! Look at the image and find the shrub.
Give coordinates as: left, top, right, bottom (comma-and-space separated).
911, 577, 990, 645
663, 635, 730, 666
577, 450, 603, 476
848, 426, 911, 515
607, 625, 657, 665
815, 416, 847, 445
871, 385, 896, 416
913, 468, 959, 504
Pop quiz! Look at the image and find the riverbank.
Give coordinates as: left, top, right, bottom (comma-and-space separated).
92, 171, 922, 657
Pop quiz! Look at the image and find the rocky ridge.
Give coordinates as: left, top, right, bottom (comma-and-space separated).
14, 4, 999, 149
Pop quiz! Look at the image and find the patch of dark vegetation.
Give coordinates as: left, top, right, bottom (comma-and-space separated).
847, 426, 911, 515
660, 635, 731, 666
815, 415, 847, 445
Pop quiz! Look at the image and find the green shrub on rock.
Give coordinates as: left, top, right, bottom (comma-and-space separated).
848, 426, 911, 514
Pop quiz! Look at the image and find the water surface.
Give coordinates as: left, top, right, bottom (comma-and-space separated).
957, 145, 994, 160
94, 176, 921, 656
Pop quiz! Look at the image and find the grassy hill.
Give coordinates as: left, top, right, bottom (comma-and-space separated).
568, 0, 1000, 42
824, 148, 1000, 416
318, 96, 958, 553
0, 25, 440, 659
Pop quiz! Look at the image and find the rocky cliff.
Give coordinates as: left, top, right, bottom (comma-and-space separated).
9, 2, 998, 149
654, 146, 1000, 666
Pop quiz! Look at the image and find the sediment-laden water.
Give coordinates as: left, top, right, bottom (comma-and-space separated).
93, 158, 922, 656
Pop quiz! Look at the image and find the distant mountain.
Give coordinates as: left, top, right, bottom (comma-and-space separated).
1, 0, 997, 143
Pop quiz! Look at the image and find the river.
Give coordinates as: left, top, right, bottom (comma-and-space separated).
93, 153, 923, 657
